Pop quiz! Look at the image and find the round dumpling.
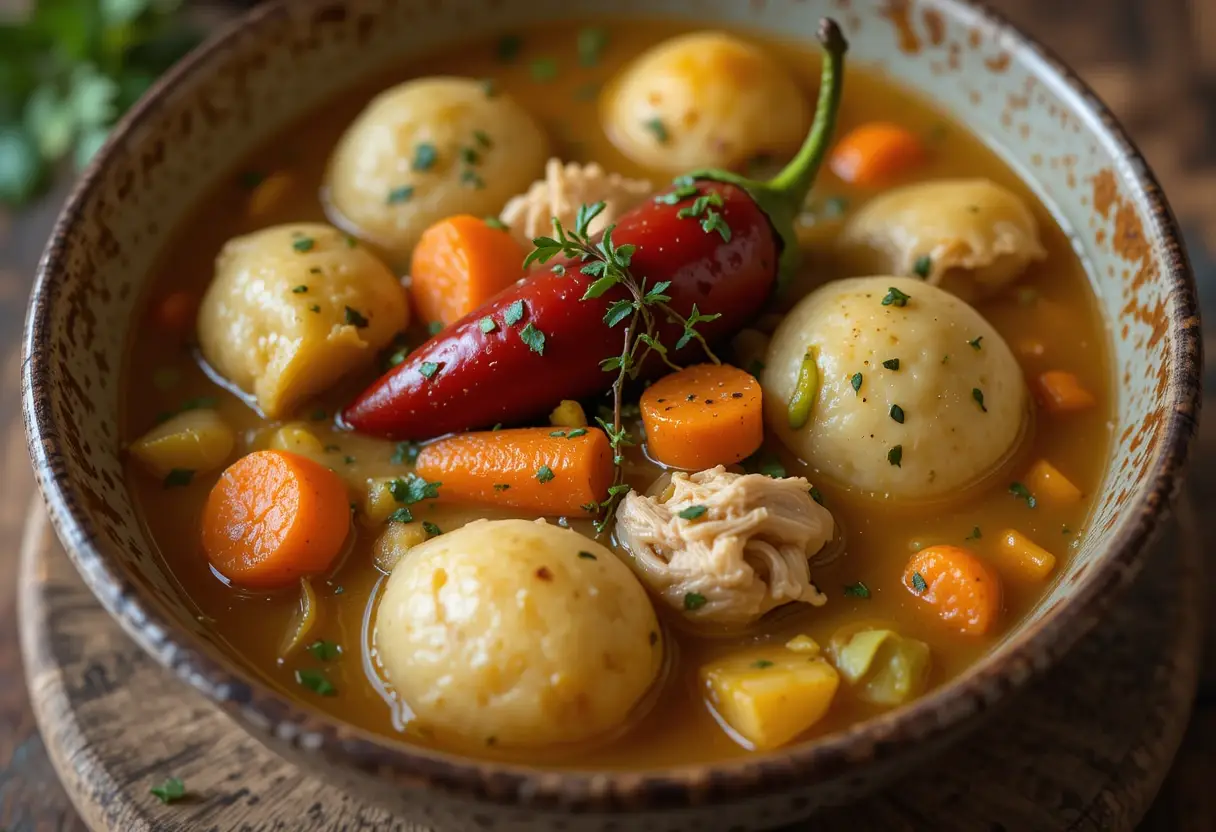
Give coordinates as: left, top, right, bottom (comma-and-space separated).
198, 223, 407, 419
836, 179, 1047, 302
762, 277, 1028, 500
375, 519, 662, 748
602, 32, 811, 172
325, 77, 549, 263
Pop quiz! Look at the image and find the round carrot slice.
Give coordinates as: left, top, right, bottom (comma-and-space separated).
903, 545, 1003, 636
641, 364, 763, 470
409, 215, 526, 327
202, 450, 350, 589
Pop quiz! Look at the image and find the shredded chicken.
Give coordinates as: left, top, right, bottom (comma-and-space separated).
615, 466, 834, 628
499, 158, 653, 248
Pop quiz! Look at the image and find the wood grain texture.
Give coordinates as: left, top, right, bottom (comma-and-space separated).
15, 498, 1202, 832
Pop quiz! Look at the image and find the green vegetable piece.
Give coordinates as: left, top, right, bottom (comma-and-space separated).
677, 505, 708, 520
829, 627, 931, 706
787, 348, 819, 430
150, 776, 187, 804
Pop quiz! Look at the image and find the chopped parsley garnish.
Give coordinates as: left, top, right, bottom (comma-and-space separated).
643, 117, 669, 144
390, 442, 419, 465
677, 505, 708, 520
503, 299, 525, 326
566, 427, 588, 438
676, 191, 724, 219
307, 640, 342, 661
478, 316, 497, 333
295, 668, 336, 696
530, 57, 558, 82
809, 486, 824, 506
163, 469, 194, 488
910, 571, 928, 594
1062, 524, 1073, 535
844, 581, 871, 599
428, 320, 444, 336
683, 592, 708, 611
411, 142, 437, 171
851, 372, 863, 393
654, 183, 700, 205
751, 659, 775, 669
419, 361, 441, 379
883, 358, 900, 370
387, 185, 413, 204
518, 322, 546, 354
459, 146, 481, 165
292, 285, 308, 294
493, 483, 511, 492
483, 216, 507, 231
291, 236, 314, 253
389, 474, 442, 505
888, 445, 903, 467
535, 465, 555, 483
479, 77, 498, 97
309, 304, 321, 313
309, 267, 322, 274
967, 526, 983, 540
881, 286, 911, 307
388, 507, 414, 524
344, 235, 357, 248
912, 254, 932, 278
150, 777, 187, 804
343, 455, 356, 465
578, 27, 608, 66
461, 169, 485, 189
700, 210, 731, 241
344, 307, 369, 328
969, 336, 984, 350
496, 34, 522, 62
550, 429, 567, 438
473, 130, 493, 148
578, 550, 598, 560
972, 387, 987, 412
422, 521, 442, 537
1009, 482, 1037, 508
890, 404, 905, 423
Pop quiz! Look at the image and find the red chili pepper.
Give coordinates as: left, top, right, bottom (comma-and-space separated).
342, 20, 847, 441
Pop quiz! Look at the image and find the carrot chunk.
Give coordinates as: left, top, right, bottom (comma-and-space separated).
903, 545, 1003, 636
829, 123, 926, 187
202, 450, 351, 589
153, 290, 197, 332
1024, 459, 1082, 506
409, 215, 526, 326
414, 427, 613, 515
995, 529, 1057, 581
1036, 371, 1096, 413
640, 364, 764, 470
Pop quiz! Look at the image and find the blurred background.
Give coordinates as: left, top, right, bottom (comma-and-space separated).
0, 0, 1212, 828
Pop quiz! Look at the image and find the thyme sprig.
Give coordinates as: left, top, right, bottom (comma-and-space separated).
524, 199, 722, 532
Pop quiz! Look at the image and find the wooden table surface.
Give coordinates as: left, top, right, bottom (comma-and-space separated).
2, 1, 1213, 829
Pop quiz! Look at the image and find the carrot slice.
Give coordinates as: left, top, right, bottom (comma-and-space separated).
829, 122, 926, 187
202, 450, 351, 589
153, 290, 197, 332
1036, 371, 1097, 413
641, 364, 763, 470
903, 545, 1003, 636
414, 427, 613, 515
409, 215, 526, 326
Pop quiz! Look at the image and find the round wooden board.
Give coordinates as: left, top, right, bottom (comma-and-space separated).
18, 499, 1202, 832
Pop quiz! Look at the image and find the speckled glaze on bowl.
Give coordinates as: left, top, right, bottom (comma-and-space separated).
21, 0, 1201, 829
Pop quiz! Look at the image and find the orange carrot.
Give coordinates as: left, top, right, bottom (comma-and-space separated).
641, 364, 763, 470
154, 290, 197, 332
202, 450, 351, 589
903, 545, 1003, 636
829, 123, 926, 187
414, 427, 613, 515
1036, 371, 1097, 413
409, 215, 526, 326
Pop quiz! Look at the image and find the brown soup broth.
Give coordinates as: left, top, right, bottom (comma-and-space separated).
122, 19, 1112, 768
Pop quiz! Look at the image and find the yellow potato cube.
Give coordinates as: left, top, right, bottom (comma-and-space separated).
996, 529, 1057, 580
129, 409, 235, 478
268, 423, 327, 460
1024, 458, 1082, 506
701, 645, 839, 751
549, 399, 588, 428
363, 477, 401, 526
373, 521, 430, 572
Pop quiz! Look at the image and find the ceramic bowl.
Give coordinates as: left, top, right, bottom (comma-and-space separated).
22, 0, 1201, 829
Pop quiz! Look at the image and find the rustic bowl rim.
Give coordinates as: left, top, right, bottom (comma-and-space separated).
22, 0, 1202, 812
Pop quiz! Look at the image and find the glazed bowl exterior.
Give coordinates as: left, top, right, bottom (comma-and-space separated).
22, 0, 1201, 829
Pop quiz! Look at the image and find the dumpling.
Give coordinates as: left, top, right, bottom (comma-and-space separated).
602, 32, 811, 172
325, 77, 550, 263
198, 223, 408, 419
375, 519, 662, 748
836, 179, 1047, 301
763, 276, 1028, 500
615, 466, 833, 629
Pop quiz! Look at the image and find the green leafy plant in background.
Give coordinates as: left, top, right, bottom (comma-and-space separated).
0, 0, 201, 206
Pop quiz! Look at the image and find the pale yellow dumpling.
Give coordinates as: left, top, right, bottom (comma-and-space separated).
324, 77, 549, 262
197, 223, 408, 419
603, 32, 811, 172
375, 519, 663, 748
763, 277, 1028, 500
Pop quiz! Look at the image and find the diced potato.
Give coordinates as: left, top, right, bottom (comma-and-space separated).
277, 577, 319, 658
268, 423, 327, 461
1025, 459, 1082, 506
996, 529, 1057, 580
363, 477, 400, 525
373, 521, 430, 572
129, 409, 235, 478
829, 627, 931, 706
549, 400, 588, 428
701, 644, 839, 751
247, 172, 293, 219
784, 635, 822, 656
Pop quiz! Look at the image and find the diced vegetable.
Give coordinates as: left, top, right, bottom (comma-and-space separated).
785, 635, 822, 655
373, 521, 430, 573
362, 478, 401, 525
409, 214, 527, 326
700, 644, 840, 751
1036, 370, 1096, 413
786, 347, 819, 429
277, 577, 319, 658
247, 171, 293, 219
829, 626, 931, 706
268, 423, 327, 462
1024, 459, 1082, 506
129, 409, 235, 478
903, 545, 1003, 635
152, 290, 197, 332
202, 450, 351, 588
995, 529, 1057, 580
829, 122, 926, 187
414, 427, 613, 515
640, 364, 763, 469
549, 399, 588, 428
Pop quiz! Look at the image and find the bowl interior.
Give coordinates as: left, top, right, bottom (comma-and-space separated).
24, 0, 1198, 777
